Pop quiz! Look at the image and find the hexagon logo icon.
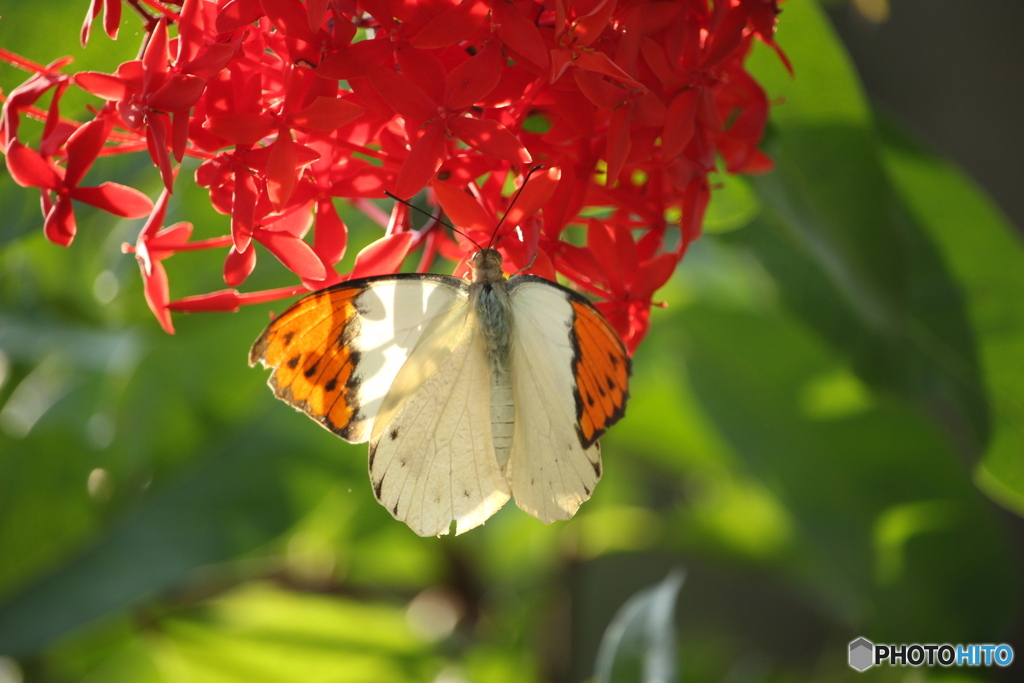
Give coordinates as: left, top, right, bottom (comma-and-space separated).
849, 638, 874, 672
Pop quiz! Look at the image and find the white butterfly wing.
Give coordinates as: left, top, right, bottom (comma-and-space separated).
369, 306, 510, 537
501, 278, 626, 524
249, 275, 467, 444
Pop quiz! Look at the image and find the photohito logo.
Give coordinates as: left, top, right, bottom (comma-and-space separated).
848, 638, 1014, 671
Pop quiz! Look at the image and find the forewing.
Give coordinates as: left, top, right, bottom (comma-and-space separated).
249, 275, 467, 443
369, 315, 510, 537
505, 277, 630, 523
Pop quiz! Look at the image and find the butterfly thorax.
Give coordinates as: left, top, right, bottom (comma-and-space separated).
469, 249, 515, 469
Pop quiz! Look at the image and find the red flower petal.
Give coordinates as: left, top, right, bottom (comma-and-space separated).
605, 105, 631, 185
572, 49, 644, 89
205, 113, 277, 145
395, 45, 447, 107
307, 0, 329, 34
413, 0, 488, 49
72, 71, 131, 101
680, 177, 710, 247
231, 171, 257, 251
365, 62, 439, 121
587, 219, 626, 295
260, 0, 318, 43
216, 0, 264, 33
264, 201, 314, 238
349, 232, 416, 279
574, 70, 627, 109
181, 44, 235, 80
313, 197, 347, 266
224, 244, 257, 286
431, 178, 492, 235
65, 117, 111, 187
172, 110, 189, 162
254, 227, 327, 281
316, 38, 391, 80
331, 163, 397, 197
102, 0, 121, 40
554, 242, 609, 291
444, 41, 503, 111
142, 259, 175, 334
71, 182, 155, 218
145, 112, 175, 191
635, 252, 677, 299
287, 96, 366, 131
44, 196, 76, 247
80, 0, 102, 46
149, 74, 207, 112
394, 121, 447, 199
662, 89, 698, 160
149, 222, 195, 256
701, 2, 752, 70
493, 0, 549, 70
139, 187, 171, 242
501, 166, 560, 231
448, 116, 531, 164
572, 0, 618, 48
4, 142, 60, 189
168, 289, 243, 312
266, 128, 299, 211
550, 47, 574, 83
143, 20, 170, 94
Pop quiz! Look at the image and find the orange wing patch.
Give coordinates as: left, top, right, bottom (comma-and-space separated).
249, 287, 362, 438
570, 300, 630, 447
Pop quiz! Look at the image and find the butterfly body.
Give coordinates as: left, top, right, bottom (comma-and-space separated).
468, 250, 516, 467
251, 249, 630, 536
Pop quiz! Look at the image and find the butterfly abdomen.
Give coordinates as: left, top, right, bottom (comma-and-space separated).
473, 281, 515, 470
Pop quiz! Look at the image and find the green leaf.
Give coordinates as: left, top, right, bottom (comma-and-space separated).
594, 570, 684, 683
738, 0, 989, 460
745, 0, 907, 329
677, 303, 1016, 641
702, 172, 760, 235
876, 119, 1024, 515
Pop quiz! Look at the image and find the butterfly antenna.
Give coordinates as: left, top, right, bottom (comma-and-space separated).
383, 191, 485, 252
487, 165, 546, 249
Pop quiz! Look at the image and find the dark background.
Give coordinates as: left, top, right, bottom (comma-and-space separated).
827, 0, 1024, 234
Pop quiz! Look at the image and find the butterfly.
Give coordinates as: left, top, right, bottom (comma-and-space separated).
249, 246, 630, 537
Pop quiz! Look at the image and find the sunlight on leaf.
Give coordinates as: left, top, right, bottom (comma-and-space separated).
873, 500, 959, 585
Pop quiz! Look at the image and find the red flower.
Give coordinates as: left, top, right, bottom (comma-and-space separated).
365, 39, 532, 198
5, 117, 152, 246
1, 0, 786, 351
74, 18, 207, 189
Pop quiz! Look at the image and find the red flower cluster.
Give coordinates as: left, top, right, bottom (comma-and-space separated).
1, 0, 785, 351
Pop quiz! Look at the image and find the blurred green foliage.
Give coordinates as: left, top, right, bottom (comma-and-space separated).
1, 1, 1023, 682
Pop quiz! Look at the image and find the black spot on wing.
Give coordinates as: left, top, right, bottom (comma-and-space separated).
287, 355, 300, 369
283, 331, 295, 345
304, 360, 320, 378
374, 476, 383, 500
592, 460, 601, 478
324, 378, 337, 392
389, 427, 399, 441
583, 485, 590, 495
392, 502, 399, 515
607, 376, 615, 389
368, 443, 376, 470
